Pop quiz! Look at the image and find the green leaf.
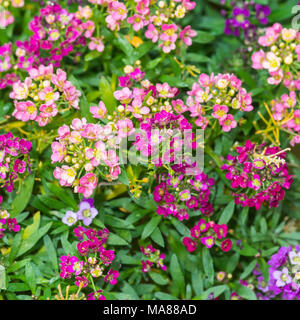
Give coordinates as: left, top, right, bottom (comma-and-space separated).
159, 75, 188, 88
154, 292, 179, 300
9, 232, 22, 264
191, 269, 203, 296
258, 258, 269, 284
25, 262, 36, 294
98, 76, 117, 114
239, 243, 258, 257
225, 252, 240, 273
43, 235, 58, 272
17, 222, 53, 257
84, 50, 101, 62
218, 200, 235, 224
22, 211, 40, 240
171, 218, 190, 236
240, 260, 257, 280
7, 283, 30, 292
0, 264, 5, 290
103, 214, 134, 230
187, 53, 210, 63
147, 57, 163, 69
193, 31, 215, 43
235, 284, 257, 300
280, 232, 300, 240
195, 285, 228, 300
202, 247, 214, 286
150, 227, 164, 247
115, 34, 134, 57
141, 216, 162, 240
148, 271, 169, 285
7, 259, 30, 273
170, 254, 185, 298
60, 233, 76, 256
132, 41, 154, 60
46, 183, 78, 210
10, 175, 35, 217
107, 233, 129, 246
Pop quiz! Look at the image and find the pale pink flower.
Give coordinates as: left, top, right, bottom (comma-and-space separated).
281, 91, 296, 108
161, 24, 178, 42
51, 142, 66, 163
110, 1, 127, 21
159, 40, 176, 53
88, 37, 105, 52
105, 150, 119, 167
38, 86, 60, 105
11, 0, 25, 8
212, 104, 228, 121
156, 83, 172, 98
69, 131, 82, 144
172, 99, 188, 114
0, 11, 14, 28
219, 114, 237, 132
81, 123, 102, 140
116, 119, 134, 138
71, 118, 87, 131
179, 26, 197, 46
90, 101, 107, 119
110, 165, 121, 180
10, 80, 31, 100
77, 5, 93, 19
82, 20, 95, 38
51, 69, 67, 90
127, 98, 150, 118
251, 50, 265, 69
145, 24, 159, 43
262, 52, 281, 72
13, 101, 37, 121
281, 28, 297, 42
127, 14, 145, 31
113, 88, 132, 103
39, 103, 58, 117
58, 125, 70, 139
60, 165, 77, 186
195, 117, 208, 130
105, 15, 120, 31
28, 64, 53, 79
267, 69, 283, 85
78, 170, 96, 189
36, 116, 50, 127
91, 140, 106, 167
136, 0, 150, 15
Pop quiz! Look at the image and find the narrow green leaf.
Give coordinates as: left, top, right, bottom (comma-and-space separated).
0, 265, 5, 290
170, 254, 185, 298
43, 235, 58, 272
107, 233, 129, 246
241, 260, 257, 279
202, 247, 214, 286
10, 175, 35, 217
155, 292, 179, 300
25, 262, 36, 294
150, 227, 164, 247
218, 200, 235, 224
17, 222, 53, 257
141, 216, 162, 239
236, 284, 257, 300
148, 272, 169, 285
